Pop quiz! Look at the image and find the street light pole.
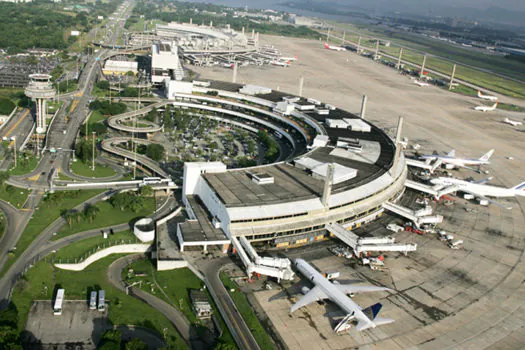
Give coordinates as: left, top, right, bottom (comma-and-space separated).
13, 136, 16, 169
92, 131, 96, 171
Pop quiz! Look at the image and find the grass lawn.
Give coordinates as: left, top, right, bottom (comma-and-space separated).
0, 190, 104, 278
8, 255, 188, 349
54, 197, 155, 239
125, 260, 237, 348
220, 272, 274, 349
0, 185, 30, 208
70, 160, 117, 178
0, 211, 5, 241
88, 110, 107, 124
448, 84, 478, 97
497, 103, 525, 112
8, 154, 39, 176
54, 229, 137, 261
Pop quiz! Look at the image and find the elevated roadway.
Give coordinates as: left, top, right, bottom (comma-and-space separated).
101, 137, 168, 178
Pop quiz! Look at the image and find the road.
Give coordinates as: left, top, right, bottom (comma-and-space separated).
107, 254, 207, 349
200, 257, 260, 350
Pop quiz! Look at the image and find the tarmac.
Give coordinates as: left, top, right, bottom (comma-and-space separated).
193, 34, 525, 349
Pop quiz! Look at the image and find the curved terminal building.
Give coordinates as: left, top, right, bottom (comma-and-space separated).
172, 81, 407, 251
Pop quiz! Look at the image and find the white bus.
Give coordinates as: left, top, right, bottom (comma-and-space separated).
98, 290, 105, 312
54, 289, 65, 315
142, 177, 162, 185
89, 291, 97, 310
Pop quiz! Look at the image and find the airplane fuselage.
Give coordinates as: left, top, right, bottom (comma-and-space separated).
420, 155, 488, 167
295, 259, 374, 328
433, 178, 520, 198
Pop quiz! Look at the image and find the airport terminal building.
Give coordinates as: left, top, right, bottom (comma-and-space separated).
176, 81, 407, 250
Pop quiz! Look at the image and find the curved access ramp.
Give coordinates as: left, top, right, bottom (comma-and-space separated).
101, 137, 169, 178
107, 101, 166, 133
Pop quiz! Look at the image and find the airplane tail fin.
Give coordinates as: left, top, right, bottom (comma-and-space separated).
479, 149, 494, 162
493, 102, 499, 109
446, 149, 456, 157
324, 42, 329, 48
512, 181, 525, 193
478, 90, 483, 98
356, 303, 394, 331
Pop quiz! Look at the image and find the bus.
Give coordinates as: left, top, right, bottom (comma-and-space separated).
54, 289, 65, 315
142, 177, 162, 185
98, 290, 105, 312
89, 291, 97, 310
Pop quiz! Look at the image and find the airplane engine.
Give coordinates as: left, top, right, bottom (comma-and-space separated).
445, 164, 455, 170
301, 286, 311, 295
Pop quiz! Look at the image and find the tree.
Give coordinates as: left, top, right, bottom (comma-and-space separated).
0, 325, 22, 349
75, 139, 95, 163
0, 171, 9, 187
109, 192, 144, 212
126, 70, 135, 77
125, 338, 148, 350
61, 209, 78, 228
84, 204, 100, 223
139, 185, 153, 197
146, 144, 165, 162
96, 80, 110, 90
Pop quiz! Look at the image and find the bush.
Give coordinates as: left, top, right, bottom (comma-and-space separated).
0, 98, 15, 115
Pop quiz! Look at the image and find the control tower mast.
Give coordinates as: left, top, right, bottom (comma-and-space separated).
24, 74, 56, 134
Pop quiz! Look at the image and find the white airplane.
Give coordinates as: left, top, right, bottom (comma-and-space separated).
291, 259, 394, 332
269, 60, 290, 67
222, 62, 235, 69
503, 117, 522, 126
420, 149, 494, 172
324, 42, 346, 51
430, 177, 525, 208
279, 55, 298, 61
414, 80, 430, 87
478, 90, 498, 102
474, 102, 498, 112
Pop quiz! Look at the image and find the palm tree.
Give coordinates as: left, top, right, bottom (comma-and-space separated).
84, 204, 100, 223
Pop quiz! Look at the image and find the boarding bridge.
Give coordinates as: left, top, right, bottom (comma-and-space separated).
326, 223, 417, 257
405, 180, 439, 197
382, 202, 443, 227
406, 158, 442, 173
325, 223, 359, 249
355, 243, 417, 255
230, 236, 294, 281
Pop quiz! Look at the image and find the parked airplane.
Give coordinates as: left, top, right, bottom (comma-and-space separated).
291, 259, 394, 332
279, 55, 298, 61
324, 42, 346, 51
414, 80, 430, 87
420, 149, 494, 172
430, 177, 525, 208
503, 118, 523, 126
269, 60, 290, 67
222, 63, 235, 68
474, 102, 498, 112
478, 90, 498, 102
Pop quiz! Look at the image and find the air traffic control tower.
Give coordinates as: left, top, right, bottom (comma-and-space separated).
24, 74, 56, 134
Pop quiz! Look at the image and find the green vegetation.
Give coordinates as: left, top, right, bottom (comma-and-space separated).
75, 138, 97, 164
54, 229, 136, 259
8, 152, 39, 176
448, 84, 478, 97
71, 160, 117, 178
145, 144, 165, 162
220, 272, 274, 350
258, 130, 279, 163
0, 211, 5, 240
56, 80, 79, 94
0, 184, 30, 209
125, 259, 237, 349
89, 99, 127, 115
6, 255, 187, 349
0, 98, 15, 115
327, 24, 525, 99
129, 1, 319, 40
497, 103, 525, 112
56, 197, 155, 238
0, 190, 103, 278
80, 110, 109, 137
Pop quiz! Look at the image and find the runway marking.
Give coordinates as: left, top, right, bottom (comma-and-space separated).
5, 109, 29, 138
69, 100, 80, 114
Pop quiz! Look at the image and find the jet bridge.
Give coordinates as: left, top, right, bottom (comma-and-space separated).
230, 236, 295, 281
325, 224, 417, 257
405, 179, 438, 197
382, 202, 443, 227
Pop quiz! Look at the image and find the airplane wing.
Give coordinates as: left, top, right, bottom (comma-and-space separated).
454, 164, 482, 173
290, 286, 328, 313
335, 284, 391, 295
461, 190, 513, 210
